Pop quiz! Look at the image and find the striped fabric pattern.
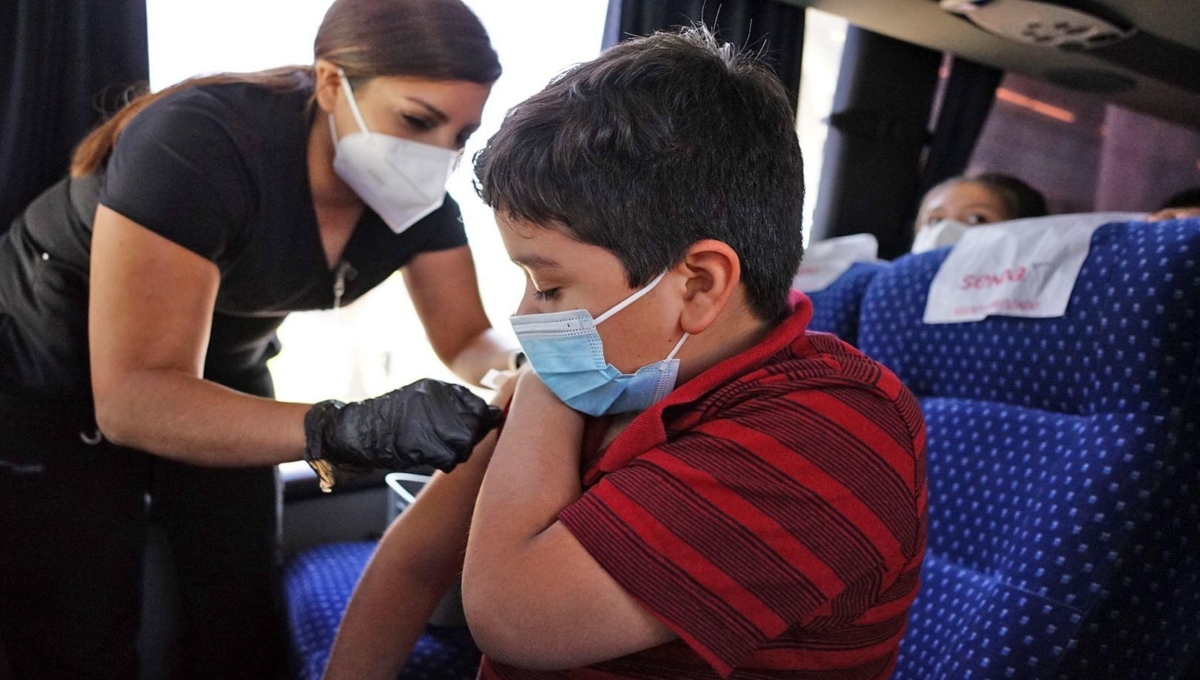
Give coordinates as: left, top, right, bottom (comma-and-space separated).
483, 300, 926, 680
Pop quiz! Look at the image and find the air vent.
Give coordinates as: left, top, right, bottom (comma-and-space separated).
939, 0, 1135, 52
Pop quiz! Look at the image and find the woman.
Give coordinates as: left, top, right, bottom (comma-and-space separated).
0, 0, 514, 677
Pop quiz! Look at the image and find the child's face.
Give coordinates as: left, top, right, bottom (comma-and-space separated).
497, 213, 685, 375
915, 181, 1010, 231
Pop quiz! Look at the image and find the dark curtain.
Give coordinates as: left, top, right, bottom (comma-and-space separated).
603, 0, 805, 112
0, 0, 149, 231
917, 55, 1003, 198
809, 27, 942, 258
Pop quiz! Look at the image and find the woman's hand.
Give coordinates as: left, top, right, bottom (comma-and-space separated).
304, 378, 503, 491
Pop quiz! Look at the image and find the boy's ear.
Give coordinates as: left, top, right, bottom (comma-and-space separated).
313, 59, 342, 114
677, 239, 740, 335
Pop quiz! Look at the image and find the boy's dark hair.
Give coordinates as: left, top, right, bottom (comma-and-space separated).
1161, 187, 1200, 210
474, 27, 804, 322
969, 173, 1048, 220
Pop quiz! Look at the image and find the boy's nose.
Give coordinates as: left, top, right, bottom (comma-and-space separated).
514, 299, 537, 316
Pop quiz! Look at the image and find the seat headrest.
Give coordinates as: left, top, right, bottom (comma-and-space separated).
859, 219, 1200, 415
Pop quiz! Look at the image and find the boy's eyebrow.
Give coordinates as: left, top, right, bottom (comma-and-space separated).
511, 254, 561, 269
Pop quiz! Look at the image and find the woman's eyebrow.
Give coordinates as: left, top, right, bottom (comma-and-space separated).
401, 96, 449, 123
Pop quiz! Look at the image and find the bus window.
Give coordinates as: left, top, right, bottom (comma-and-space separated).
797, 9, 849, 244
968, 72, 1200, 214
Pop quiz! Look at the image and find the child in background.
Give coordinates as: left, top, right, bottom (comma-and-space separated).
912, 172, 1048, 252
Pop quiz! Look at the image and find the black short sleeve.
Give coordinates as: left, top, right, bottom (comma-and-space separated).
99, 90, 254, 262
402, 193, 469, 255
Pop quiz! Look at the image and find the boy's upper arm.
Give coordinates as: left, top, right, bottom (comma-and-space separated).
466, 519, 678, 671
556, 384, 924, 676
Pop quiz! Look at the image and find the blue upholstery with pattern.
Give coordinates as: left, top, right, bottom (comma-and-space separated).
284, 541, 481, 680
806, 261, 888, 347
858, 220, 1200, 679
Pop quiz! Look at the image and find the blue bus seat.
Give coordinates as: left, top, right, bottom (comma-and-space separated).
804, 261, 888, 347
284, 541, 480, 680
858, 219, 1200, 679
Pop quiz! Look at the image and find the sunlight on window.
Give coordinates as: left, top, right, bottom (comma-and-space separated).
796, 9, 848, 246
147, 0, 334, 89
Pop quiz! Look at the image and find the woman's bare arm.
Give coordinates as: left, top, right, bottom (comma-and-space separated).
403, 246, 516, 386
89, 205, 310, 465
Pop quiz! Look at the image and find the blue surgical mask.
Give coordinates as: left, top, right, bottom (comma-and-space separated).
510, 271, 689, 417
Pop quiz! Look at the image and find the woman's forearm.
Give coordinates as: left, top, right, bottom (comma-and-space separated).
447, 328, 518, 386
94, 367, 309, 466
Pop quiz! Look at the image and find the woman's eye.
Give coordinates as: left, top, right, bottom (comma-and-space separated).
404, 115, 435, 131
965, 213, 990, 225
533, 288, 559, 301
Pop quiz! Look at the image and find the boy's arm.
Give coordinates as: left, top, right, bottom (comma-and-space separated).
462, 371, 676, 671
323, 427, 500, 680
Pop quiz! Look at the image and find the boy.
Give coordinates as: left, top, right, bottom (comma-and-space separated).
324, 28, 926, 680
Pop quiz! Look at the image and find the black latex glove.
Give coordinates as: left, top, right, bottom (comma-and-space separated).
303, 378, 503, 492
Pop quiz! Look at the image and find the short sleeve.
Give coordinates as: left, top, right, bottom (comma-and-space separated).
99, 91, 253, 262
402, 193, 469, 254
558, 385, 923, 677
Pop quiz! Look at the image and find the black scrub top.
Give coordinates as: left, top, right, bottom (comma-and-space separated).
0, 76, 467, 401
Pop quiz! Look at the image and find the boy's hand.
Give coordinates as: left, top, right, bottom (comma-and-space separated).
510, 369, 584, 424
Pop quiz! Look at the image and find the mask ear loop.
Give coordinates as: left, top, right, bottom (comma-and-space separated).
594, 270, 669, 325
336, 67, 372, 134
665, 332, 689, 360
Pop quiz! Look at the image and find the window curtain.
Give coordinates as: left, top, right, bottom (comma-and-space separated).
917, 56, 1003, 199
603, 0, 805, 113
0, 0, 149, 231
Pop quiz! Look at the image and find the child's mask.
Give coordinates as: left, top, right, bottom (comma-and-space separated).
510, 271, 688, 417
911, 219, 970, 254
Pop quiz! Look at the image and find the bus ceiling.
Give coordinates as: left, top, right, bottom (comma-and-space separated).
789, 0, 1200, 129
776, 0, 1200, 256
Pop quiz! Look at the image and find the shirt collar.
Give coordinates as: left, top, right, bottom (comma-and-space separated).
587, 294, 814, 482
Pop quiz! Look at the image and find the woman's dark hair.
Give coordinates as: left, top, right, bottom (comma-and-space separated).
71, 0, 500, 177
1160, 187, 1200, 210
475, 27, 805, 323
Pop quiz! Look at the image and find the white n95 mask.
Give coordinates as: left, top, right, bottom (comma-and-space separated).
330, 69, 459, 234
912, 219, 970, 254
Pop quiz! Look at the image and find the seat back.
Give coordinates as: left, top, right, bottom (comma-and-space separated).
805, 261, 887, 347
858, 220, 1200, 679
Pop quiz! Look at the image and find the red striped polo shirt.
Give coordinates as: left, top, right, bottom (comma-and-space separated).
480, 295, 927, 680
